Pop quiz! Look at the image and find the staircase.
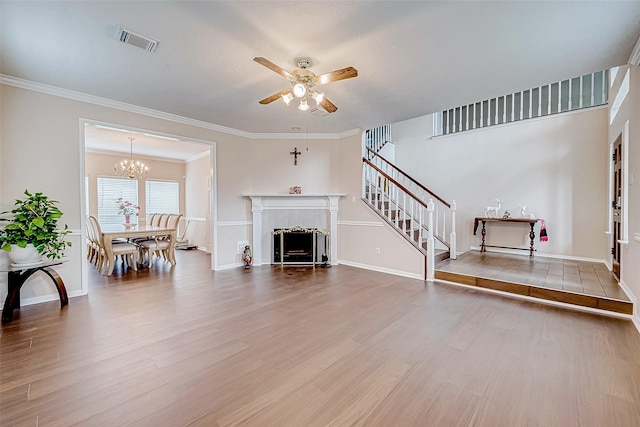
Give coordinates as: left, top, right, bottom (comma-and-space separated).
362, 126, 456, 280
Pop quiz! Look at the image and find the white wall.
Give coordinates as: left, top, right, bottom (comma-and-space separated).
608, 65, 640, 325
393, 107, 610, 260
184, 153, 212, 252
338, 133, 425, 279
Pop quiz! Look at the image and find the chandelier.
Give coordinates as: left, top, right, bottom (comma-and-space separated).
114, 137, 149, 179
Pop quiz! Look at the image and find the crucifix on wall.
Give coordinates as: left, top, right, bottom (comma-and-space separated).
290, 147, 301, 165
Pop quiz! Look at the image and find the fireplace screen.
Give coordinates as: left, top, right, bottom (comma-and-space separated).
273, 226, 329, 265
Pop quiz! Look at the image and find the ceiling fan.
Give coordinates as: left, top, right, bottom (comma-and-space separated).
254, 57, 358, 113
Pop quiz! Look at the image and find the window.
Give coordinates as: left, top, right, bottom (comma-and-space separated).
97, 177, 138, 224
146, 180, 179, 214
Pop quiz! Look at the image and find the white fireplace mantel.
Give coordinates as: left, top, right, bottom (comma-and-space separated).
248, 194, 344, 265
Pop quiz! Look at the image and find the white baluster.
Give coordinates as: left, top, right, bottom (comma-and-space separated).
418, 206, 423, 243
466, 105, 470, 130
387, 182, 393, 221
500, 96, 505, 123
402, 193, 407, 234
520, 91, 524, 120
579, 76, 583, 108
480, 100, 484, 127
426, 199, 435, 281
472, 102, 477, 129
538, 87, 542, 116
435, 204, 440, 241
450, 200, 457, 260
558, 82, 562, 113
602, 70, 607, 104
410, 199, 415, 237
361, 165, 366, 200
568, 79, 573, 110
442, 202, 447, 241
394, 186, 399, 228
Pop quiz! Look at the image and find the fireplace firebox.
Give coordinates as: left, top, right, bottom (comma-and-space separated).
273, 226, 330, 265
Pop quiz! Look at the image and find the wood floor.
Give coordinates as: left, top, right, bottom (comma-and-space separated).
2, 250, 640, 426
436, 251, 633, 315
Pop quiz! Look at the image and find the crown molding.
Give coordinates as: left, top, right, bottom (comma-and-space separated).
630, 34, 640, 66
249, 128, 362, 140
0, 74, 361, 140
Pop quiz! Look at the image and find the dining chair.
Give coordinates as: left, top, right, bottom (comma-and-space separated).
158, 213, 170, 228
88, 216, 139, 274
147, 213, 157, 226
138, 213, 183, 266
86, 216, 98, 266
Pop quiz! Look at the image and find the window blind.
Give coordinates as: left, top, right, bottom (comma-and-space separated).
97, 177, 138, 224
145, 180, 179, 215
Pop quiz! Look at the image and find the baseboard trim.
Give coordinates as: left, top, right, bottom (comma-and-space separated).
338, 260, 423, 281
20, 289, 85, 307
214, 262, 244, 271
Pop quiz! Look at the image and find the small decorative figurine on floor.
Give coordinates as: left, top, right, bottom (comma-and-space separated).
242, 245, 252, 269
502, 210, 511, 218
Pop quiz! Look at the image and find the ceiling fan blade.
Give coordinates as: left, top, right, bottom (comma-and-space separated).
319, 97, 338, 113
259, 89, 292, 105
253, 57, 293, 79
315, 67, 358, 85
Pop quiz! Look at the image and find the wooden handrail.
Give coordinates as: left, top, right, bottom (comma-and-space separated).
364, 148, 451, 208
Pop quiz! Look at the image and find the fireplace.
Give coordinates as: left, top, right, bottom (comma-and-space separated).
273, 226, 330, 265
248, 194, 343, 266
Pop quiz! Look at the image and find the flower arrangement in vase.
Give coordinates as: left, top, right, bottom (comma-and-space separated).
116, 197, 140, 225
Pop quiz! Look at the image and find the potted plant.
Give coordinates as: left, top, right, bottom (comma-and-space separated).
0, 190, 72, 263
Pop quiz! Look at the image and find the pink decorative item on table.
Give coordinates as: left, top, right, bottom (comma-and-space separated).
116, 197, 140, 225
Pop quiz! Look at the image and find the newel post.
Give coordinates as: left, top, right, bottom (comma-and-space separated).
426, 199, 435, 281
450, 200, 457, 260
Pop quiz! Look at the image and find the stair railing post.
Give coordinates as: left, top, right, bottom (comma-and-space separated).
450, 200, 457, 260
426, 199, 435, 281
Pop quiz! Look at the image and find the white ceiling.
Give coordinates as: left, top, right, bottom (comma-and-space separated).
2, 1, 640, 141
84, 124, 211, 162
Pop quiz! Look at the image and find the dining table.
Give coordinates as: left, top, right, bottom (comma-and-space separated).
100, 223, 178, 276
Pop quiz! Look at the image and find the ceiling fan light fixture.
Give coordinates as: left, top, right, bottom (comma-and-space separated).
298, 98, 309, 111
293, 83, 306, 98
281, 92, 294, 105
311, 91, 324, 104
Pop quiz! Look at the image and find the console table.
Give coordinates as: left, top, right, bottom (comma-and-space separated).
473, 217, 540, 257
2, 260, 68, 323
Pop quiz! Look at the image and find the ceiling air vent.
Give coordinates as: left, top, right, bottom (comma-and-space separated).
309, 105, 329, 117
116, 25, 158, 52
